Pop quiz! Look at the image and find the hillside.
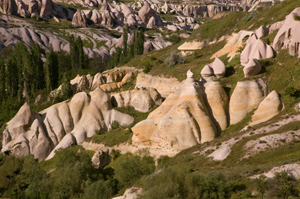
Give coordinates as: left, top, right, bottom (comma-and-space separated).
2, 0, 300, 199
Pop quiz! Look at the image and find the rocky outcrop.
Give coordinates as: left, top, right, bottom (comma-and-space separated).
229, 80, 264, 125
273, 7, 300, 57
40, 0, 53, 18
2, 0, 18, 15
201, 57, 226, 78
182, 4, 239, 18
135, 73, 182, 98
91, 150, 111, 169
241, 35, 275, 66
249, 91, 283, 126
138, 2, 162, 29
202, 81, 229, 130
178, 40, 207, 55
211, 30, 254, 59
132, 70, 217, 150
243, 58, 262, 77
72, 9, 88, 27
1, 88, 134, 161
111, 87, 162, 112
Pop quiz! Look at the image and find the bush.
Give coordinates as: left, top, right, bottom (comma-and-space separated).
114, 153, 155, 188
168, 35, 181, 43
141, 60, 153, 74
284, 86, 298, 97
164, 51, 187, 67
111, 121, 120, 130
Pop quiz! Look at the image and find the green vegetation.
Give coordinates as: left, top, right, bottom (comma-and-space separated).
85, 106, 158, 146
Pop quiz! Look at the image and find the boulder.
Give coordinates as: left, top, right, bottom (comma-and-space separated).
241, 35, 275, 66
201, 57, 226, 78
111, 87, 162, 112
132, 70, 217, 150
249, 91, 283, 126
229, 80, 264, 125
243, 58, 262, 77
72, 9, 88, 27
273, 7, 300, 57
91, 150, 111, 169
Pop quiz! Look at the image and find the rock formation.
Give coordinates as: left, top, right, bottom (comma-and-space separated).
72, 9, 88, 27
132, 70, 217, 150
1, 88, 134, 161
249, 91, 283, 126
201, 57, 226, 78
243, 58, 262, 77
240, 35, 275, 66
273, 7, 300, 57
229, 80, 264, 125
91, 149, 111, 169
211, 30, 254, 59
111, 87, 163, 112
202, 81, 229, 130
178, 40, 207, 55
138, 2, 162, 29
135, 73, 182, 98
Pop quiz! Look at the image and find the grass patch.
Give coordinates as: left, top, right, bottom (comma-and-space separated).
85, 128, 133, 146
260, 29, 278, 45
85, 106, 158, 146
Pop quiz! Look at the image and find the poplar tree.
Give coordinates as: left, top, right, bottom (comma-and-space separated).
0, 57, 5, 101
123, 24, 128, 56
45, 47, 58, 91
76, 36, 84, 70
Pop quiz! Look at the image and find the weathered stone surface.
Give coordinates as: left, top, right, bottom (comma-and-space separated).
135, 73, 182, 98
40, 0, 52, 18
138, 2, 161, 28
72, 9, 88, 27
229, 80, 264, 125
212, 30, 254, 59
201, 57, 226, 78
1, 88, 134, 161
132, 70, 217, 150
91, 150, 111, 169
273, 7, 300, 57
243, 58, 262, 77
111, 87, 162, 112
241, 35, 275, 66
249, 91, 283, 126
203, 81, 229, 130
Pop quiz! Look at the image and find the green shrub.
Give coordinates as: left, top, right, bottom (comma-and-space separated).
168, 35, 181, 43
114, 153, 155, 188
164, 51, 187, 67
111, 121, 120, 130
284, 86, 298, 97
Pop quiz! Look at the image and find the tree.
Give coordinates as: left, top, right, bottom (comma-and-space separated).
45, 47, 58, 91
76, 36, 84, 70
29, 42, 45, 91
70, 35, 79, 72
255, 175, 267, 199
137, 29, 144, 55
271, 171, 297, 199
0, 57, 5, 101
123, 24, 129, 56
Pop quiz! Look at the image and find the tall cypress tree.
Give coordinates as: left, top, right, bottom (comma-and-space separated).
137, 29, 144, 55
76, 36, 84, 70
45, 47, 59, 91
123, 24, 128, 56
70, 35, 79, 72
5, 55, 18, 98
29, 42, 45, 91
0, 57, 5, 101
